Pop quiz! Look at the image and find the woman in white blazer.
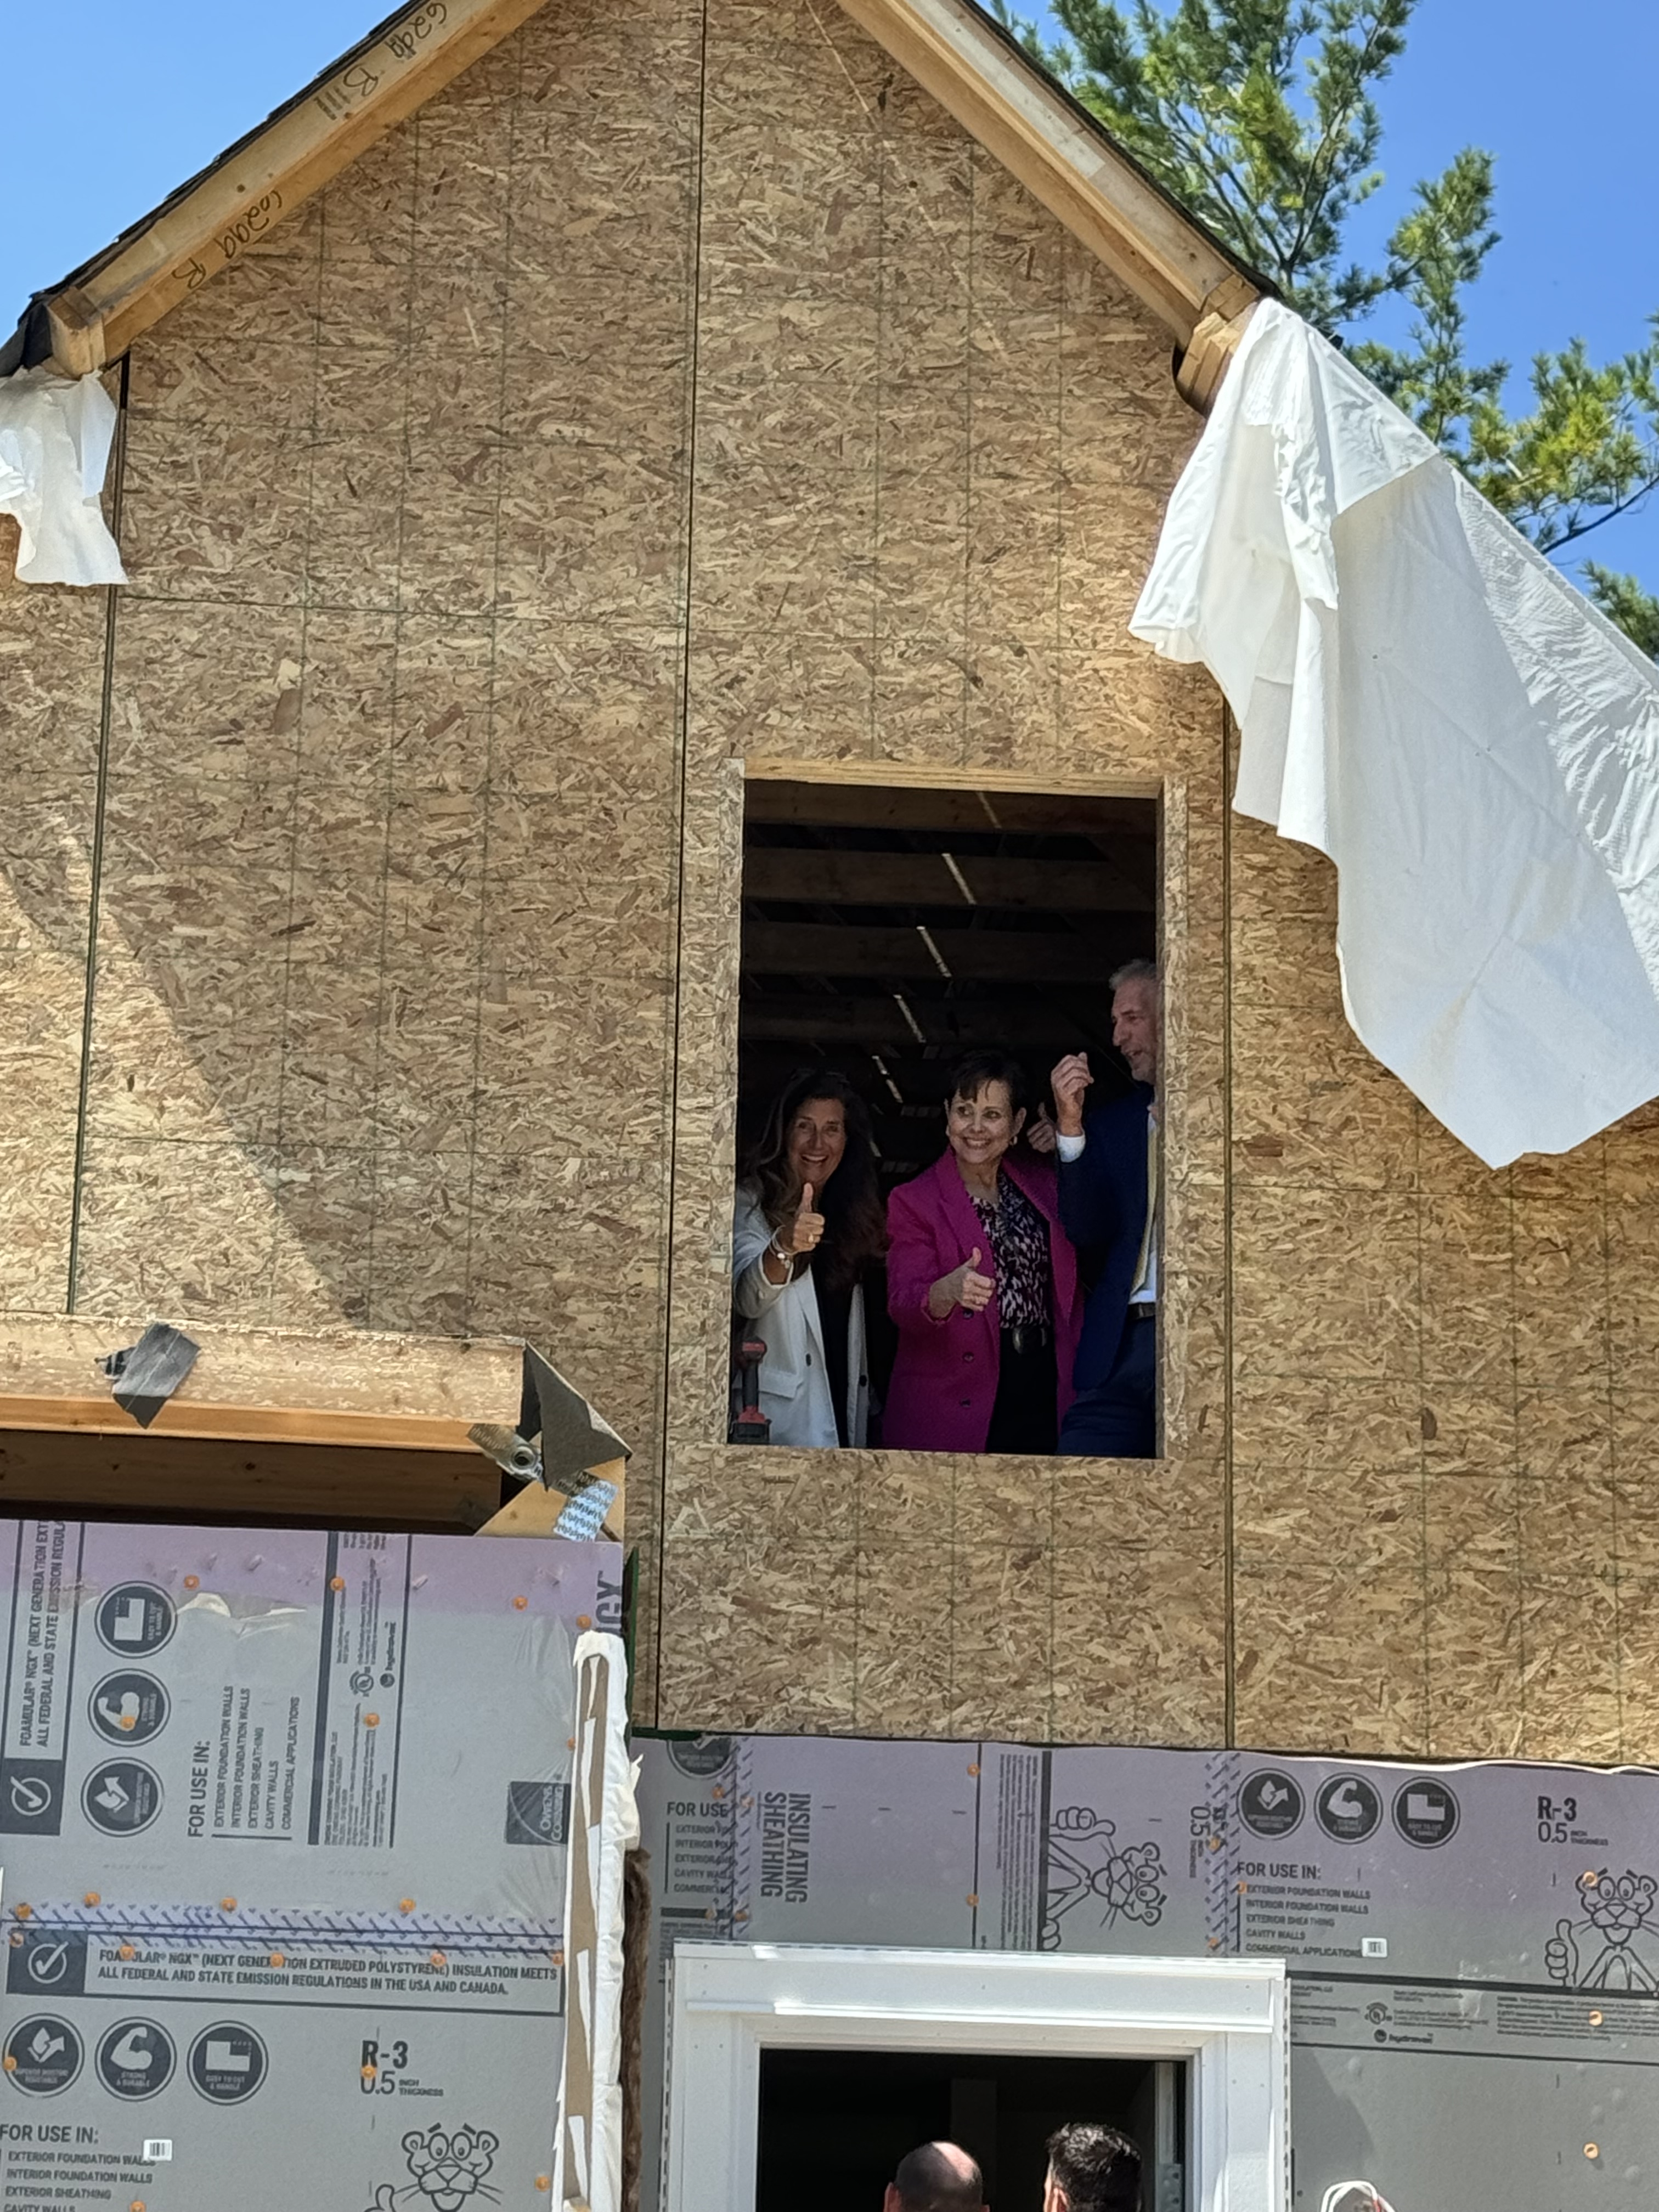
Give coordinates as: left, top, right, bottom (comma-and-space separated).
732, 1069, 887, 1447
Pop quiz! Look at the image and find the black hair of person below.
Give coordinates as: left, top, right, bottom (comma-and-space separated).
946, 1047, 1029, 1117
1045, 2121, 1142, 2212
892, 2141, 985, 2212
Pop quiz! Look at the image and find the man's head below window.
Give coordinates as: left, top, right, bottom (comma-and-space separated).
885, 2141, 988, 2212
1043, 2121, 1143, 2212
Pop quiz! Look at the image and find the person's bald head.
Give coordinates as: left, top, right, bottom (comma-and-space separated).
884, 2140, 986, 2212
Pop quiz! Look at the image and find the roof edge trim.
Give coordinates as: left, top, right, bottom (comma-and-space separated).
19, 0, 546, 377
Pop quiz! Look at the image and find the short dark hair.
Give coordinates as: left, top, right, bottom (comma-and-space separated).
1046, 2122, 1141, 2212
946, 1049, 1028, 1117
893, 2141, 984, 2212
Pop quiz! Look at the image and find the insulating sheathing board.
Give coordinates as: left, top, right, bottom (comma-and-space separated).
638, 1732, 1659, 2210
0, 1518, 623, 2211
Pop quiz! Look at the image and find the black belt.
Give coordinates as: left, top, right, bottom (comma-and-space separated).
1127, 1304, 1158, 1325
1002, 1323, 1052, 1356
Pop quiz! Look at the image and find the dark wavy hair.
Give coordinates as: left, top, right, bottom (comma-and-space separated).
946, 1049, 1029, 1117
742, 1067, 886, 1296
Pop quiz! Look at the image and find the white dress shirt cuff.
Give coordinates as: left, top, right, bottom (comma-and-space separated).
1055, 1131, 1086, 1162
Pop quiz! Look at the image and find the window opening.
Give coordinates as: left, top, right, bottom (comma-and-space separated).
734, 781, 1160, 1457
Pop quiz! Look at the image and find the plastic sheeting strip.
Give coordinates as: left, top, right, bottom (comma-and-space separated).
0, 367, 125, 585
552, 1632, 637, 2212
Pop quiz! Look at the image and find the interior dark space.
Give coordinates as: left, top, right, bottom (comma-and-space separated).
737, 782, 1159, 1434
739, 783, 1159, 1189
756, 2046, 1176, 2212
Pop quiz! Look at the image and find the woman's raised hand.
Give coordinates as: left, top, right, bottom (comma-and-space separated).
929, 1246, 994, 1319
782, 1181, 825, 1255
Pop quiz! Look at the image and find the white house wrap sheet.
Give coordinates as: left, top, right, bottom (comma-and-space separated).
1132, 298, 1659, 1166
0, 365, 126, 585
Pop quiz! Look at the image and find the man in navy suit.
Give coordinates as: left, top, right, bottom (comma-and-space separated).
1049, 960, 1160, 1456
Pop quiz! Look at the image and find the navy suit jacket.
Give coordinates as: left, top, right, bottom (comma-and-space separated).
1056, 1086, 1153, 1391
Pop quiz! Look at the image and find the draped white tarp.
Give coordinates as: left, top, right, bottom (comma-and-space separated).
1131, 298, 1659, 1167
0, 366, 126, 585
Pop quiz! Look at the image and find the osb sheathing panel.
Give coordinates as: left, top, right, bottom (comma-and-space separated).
0, 571, 107, 1312
1226, 816, 1659, 1768
654, 0, 1227, 1747
3, 0, 1656, 1764
71, 1, 704, 1709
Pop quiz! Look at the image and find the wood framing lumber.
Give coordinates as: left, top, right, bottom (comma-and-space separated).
35, 0, 548, 375
740, 996, 1107, 1046
476, 1480, 573, 1538
747, 921, 1138, 981
834, 0, 1259, 349
0, 1429, 501, 1528
476, 1456, 627, 1542
744, 758, 1161, 802
742, 849, 1152, 911
1173, 274, 1260, 411
0, 1315, 525, 1452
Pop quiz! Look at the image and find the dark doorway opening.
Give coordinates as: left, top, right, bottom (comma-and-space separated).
739, 781, 1158, 1186
756, 2046, 1180, 2212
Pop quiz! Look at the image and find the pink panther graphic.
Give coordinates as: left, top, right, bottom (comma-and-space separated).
364, 2124, 502, 2212
1041, 1805, 1166, 1949
1544, 1870, 1659, 1994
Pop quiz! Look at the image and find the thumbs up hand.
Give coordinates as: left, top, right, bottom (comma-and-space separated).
930, 1245, 995, 1319
782, 1181, 825, 1257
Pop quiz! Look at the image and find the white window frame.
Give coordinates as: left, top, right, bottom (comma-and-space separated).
664, 1943, 1287, 2212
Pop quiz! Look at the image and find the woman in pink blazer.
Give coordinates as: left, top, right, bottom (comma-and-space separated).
884, 1051, 1083, 1454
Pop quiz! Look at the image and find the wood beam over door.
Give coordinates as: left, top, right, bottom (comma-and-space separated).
743, 781, 1158, 836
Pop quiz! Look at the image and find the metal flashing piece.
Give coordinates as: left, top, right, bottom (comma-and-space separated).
100, 1320, 200, 1428
519, 1345, 630, 1492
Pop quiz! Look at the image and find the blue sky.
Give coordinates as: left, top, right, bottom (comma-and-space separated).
5, 0, 1658, 589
